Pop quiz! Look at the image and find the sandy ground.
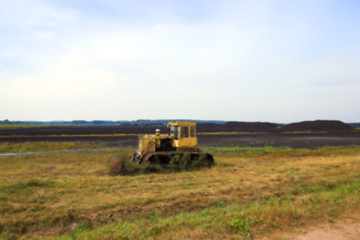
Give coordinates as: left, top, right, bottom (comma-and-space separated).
268, 209, 360, 240
290, 222, 360, 240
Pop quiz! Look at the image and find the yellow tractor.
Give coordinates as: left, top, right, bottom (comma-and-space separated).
131, 121, 214, 167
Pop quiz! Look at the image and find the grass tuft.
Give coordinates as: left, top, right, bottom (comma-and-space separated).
229, 218, 251, 236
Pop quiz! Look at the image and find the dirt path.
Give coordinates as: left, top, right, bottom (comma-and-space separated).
290, 222, 360, 240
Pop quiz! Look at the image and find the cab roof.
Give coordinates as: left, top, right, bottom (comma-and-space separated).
168, 121, 196, 127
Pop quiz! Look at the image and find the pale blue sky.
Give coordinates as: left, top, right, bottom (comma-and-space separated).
1, 0, 359, 122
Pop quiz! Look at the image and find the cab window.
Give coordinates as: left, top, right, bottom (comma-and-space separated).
190, 127, 195, 137
180, 127, 189, 138
170, 126, 179, 139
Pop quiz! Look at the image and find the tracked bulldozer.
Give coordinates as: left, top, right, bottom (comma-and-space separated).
131, 121, 214, 167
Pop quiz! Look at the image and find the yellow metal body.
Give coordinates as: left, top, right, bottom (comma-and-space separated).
136, 122, 199, 158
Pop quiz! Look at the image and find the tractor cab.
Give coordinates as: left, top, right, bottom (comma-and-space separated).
168, 122, 198, 151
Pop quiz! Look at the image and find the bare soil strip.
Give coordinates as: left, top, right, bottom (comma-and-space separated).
2, 133, 360, 149
291, 223, 360, 240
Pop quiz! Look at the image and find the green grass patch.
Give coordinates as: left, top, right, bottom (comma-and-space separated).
0, 141, 106, 153
203, 145, 360, 158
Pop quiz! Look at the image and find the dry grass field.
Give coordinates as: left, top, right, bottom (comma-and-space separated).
1, 143, 360, 239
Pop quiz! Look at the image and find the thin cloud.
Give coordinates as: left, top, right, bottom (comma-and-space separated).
1, 0, 359, 122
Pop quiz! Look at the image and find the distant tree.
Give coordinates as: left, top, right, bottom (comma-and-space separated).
1, 119, 10, 124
